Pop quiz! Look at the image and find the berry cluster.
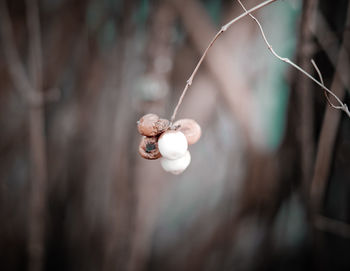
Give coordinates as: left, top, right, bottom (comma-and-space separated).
137, 114, 201, 175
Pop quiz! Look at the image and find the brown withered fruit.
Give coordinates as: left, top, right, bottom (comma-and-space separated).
138, 136, 162, 160
173, 119, 201, 145
137, 113, 170, 136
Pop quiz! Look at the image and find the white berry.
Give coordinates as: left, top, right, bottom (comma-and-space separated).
160, 150, 191, 174
158, 130, 188, 160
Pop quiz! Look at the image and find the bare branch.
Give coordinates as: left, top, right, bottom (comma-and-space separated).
0, 1, 40, 105
315, 215, 350, 239
170, 0, 278, 123
26, 0, 43, 90
24, 1, 47, 271
237, 0, 350, 118
311, 59, 341, 109
311, 59, 324, 85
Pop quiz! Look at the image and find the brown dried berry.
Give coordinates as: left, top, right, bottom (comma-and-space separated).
137, 113, 170, 136
138, 136, 161, 160
156, 118, 170, 134
173, 119, 201, 145
137, 114, 159, 136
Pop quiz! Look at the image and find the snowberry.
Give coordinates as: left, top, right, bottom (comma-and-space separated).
160, 150, 191, 175
173, 119, 201, 145
158, 130, 188, 160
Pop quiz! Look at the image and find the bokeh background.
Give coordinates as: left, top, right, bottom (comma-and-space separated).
1, 0, 350, 270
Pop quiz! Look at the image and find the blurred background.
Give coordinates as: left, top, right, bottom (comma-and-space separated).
1, 0, 350, 270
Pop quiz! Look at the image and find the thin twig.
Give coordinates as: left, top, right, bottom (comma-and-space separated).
311, 59, 340, 109
311, 59, 324, 85
237, 0, 350, 118
170, 0, 278, 123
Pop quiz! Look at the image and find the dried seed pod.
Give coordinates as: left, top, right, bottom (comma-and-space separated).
173, 119, 201, 145
137, 114, 170, 136
158, 130, 188, 160
160, 150, 191, 175
138, 136, 161, 160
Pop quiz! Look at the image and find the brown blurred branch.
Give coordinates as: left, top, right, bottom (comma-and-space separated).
26, 0, 43, 90
315, 215, 350, 239
296, 0, 317, 191
127, 3, 177, 270
0, 1, 41, 104
0, 1, 47, 271
310, 2, 350, 213
26, 0, 47, 270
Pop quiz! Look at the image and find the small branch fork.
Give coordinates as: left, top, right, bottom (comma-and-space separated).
311, 59, 340, 109
170, 0, 350, 123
